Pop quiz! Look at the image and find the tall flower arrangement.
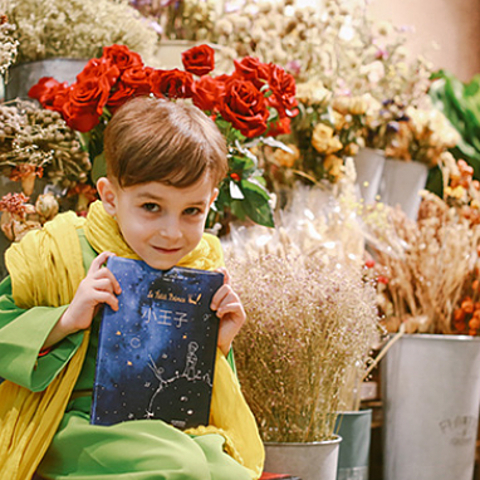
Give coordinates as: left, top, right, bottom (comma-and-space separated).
29, 44, 299, 230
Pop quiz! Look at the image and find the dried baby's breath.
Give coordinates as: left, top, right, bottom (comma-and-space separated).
227, 250, 378, 442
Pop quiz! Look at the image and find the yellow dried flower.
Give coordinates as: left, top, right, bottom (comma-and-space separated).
273, 144, 300, 168
324, 154, 344, 180
311, 123, 343, 155
445, 186, 466, 200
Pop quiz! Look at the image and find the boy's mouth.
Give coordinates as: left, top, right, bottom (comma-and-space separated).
152, 246, 182, 254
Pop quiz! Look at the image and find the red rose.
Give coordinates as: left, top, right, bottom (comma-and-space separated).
266, 116, 291, 137
121, 66, 153, 96
28, 77, 69, 111
106, 82, 136, 113
150, 69, 193, 99
181, 44, 215, 77
266, 64, 298, 117
61, 61, 119, 132
102, 44, 143, 72
219, 78, 269, 138
191, 75, 224, 112
233, 57, 270, 89
76, 57, 120, 95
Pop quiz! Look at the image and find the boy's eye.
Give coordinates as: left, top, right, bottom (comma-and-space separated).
142, 203, 160, 213
183, 207, 201, 216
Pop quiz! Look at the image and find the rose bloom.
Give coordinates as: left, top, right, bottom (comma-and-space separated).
102, 44, 143, 72
219, 77, 269, 138
150, 69, 193, 99
267, 64, 298, 116
28, 77, 69, 110
233, 56, 270, 89
181, 44, 215, 77
191, 75, 224, 112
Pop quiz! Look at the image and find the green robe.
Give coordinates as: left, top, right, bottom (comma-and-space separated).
0, 230, 251, 480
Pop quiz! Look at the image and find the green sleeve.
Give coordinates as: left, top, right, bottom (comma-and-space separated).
0, 275, 83, 392
226, 348, 237, 377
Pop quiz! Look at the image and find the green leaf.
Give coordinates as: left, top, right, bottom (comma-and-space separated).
239, 179, 274, 227
425, 165, 443, 197
91, 151, 107, 184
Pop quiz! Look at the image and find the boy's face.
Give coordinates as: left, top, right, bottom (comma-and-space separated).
98, 175, 218, 270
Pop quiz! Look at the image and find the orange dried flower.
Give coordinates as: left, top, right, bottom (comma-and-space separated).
0, 192, 30, 219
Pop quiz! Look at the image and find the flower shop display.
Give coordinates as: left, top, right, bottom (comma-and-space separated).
359, 155, 480, 480
29, 43, 299, 231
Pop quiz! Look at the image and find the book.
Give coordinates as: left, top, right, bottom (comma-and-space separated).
90, 256, 224, 430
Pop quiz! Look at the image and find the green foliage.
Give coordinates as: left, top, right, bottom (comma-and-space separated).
429, 70, 480, 181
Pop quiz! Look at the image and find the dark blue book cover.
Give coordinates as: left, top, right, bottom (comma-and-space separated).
91, 256, 224, 429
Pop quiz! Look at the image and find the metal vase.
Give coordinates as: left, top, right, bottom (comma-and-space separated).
353, 148, 385, 204
377, 158, 429, 220
4, 58, 88, 100
264, 436, 342, 480
382, 334, 480, 480
335, 410, 372, 480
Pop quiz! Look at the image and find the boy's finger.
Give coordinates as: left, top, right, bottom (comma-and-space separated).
94, 291, 119, 312
95, 267, 122, 295
88, 251, 115, 273
211, 285, 235, 310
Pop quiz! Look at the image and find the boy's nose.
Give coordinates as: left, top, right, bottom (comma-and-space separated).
158, 218, 182, 241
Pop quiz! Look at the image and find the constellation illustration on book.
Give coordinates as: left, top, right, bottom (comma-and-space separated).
145, 341, 213, 420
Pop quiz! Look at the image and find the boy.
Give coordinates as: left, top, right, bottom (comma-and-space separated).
0, 97, 264, 479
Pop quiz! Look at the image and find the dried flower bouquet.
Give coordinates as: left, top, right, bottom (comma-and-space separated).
364, 157, 480, 335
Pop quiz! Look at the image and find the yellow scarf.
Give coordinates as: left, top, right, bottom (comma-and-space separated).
0, 201, 264, 479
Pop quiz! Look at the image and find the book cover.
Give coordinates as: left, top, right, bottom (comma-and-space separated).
91, 256, 224, 429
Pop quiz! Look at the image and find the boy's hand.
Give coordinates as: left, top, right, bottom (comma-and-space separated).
43, 251, 121, 349
211, 267, 246, 356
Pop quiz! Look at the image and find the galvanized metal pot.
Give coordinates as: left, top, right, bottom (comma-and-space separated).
382, 334, 480, 480
335, 410, 371, 480
353, 148, 385, 205
264, 436, 342, 480
377, 158, 429, 220
4, 58, 88, 100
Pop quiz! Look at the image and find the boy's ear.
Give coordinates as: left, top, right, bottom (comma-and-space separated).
96, 177, 118, 216
209, 188, 219, 207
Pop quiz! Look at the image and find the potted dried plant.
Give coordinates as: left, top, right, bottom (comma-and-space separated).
223, 176, 380, 480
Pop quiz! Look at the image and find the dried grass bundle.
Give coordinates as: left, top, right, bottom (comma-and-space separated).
366, 193, 480, 334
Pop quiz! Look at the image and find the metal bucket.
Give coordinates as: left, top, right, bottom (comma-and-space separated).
353, 148, 385, 205
264, 436, 342, 480
5, 58, 88, 100
335, 410, 371, 480
377, 158, 429, 220
382, 334, 480, 480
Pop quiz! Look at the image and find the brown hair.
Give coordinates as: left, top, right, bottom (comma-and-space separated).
103, 96, 228, 188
